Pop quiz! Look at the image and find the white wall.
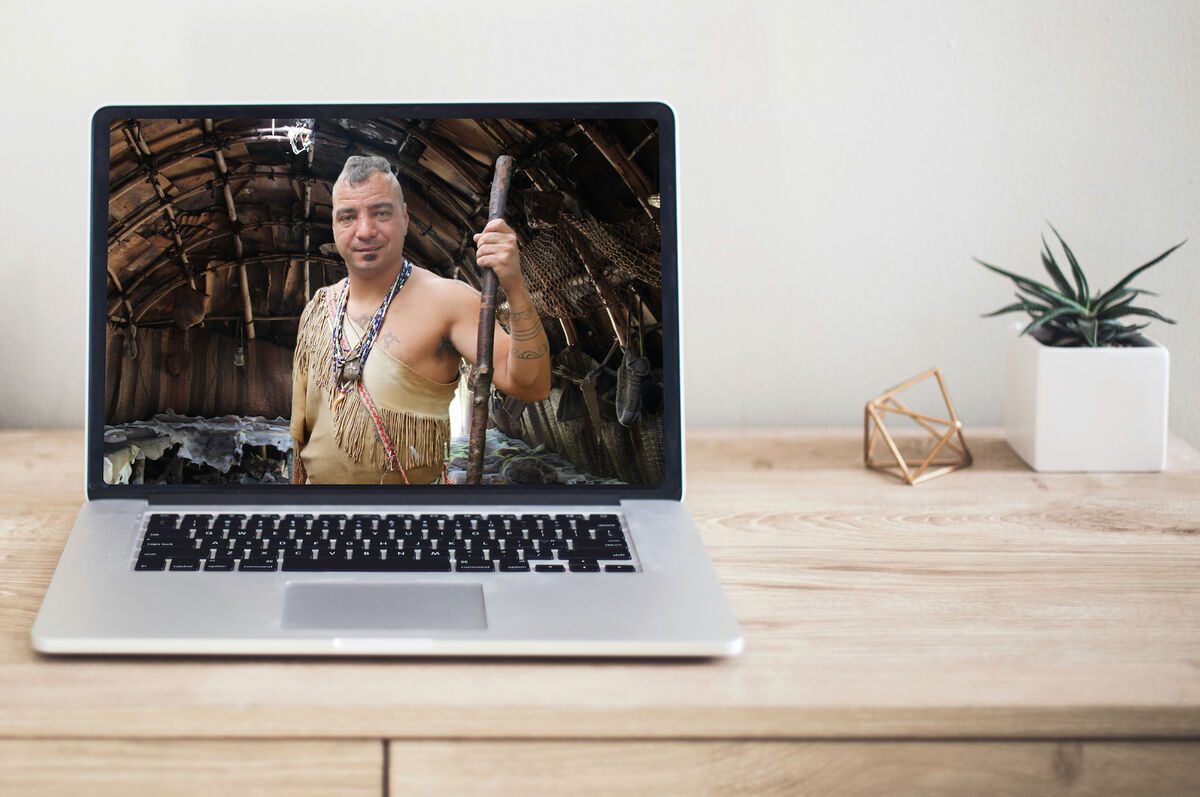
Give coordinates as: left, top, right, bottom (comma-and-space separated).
1, 0, 1197, 447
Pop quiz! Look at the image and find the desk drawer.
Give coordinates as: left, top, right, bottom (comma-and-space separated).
0, 739, 381, 796
389, 739, 1200, 795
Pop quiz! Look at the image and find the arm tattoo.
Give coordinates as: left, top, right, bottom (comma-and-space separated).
511, 324, 543, 342
512, 343, 548, 360
508, 306, 537, 322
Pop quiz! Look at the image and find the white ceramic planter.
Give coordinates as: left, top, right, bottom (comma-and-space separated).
1003, 323, 1169, 472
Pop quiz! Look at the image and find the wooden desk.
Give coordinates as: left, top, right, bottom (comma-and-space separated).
1, 429, 1198, 795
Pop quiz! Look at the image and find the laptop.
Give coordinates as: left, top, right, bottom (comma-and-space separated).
31, 102, 743, 657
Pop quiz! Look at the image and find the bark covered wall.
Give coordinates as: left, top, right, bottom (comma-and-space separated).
105, 325, 293, 424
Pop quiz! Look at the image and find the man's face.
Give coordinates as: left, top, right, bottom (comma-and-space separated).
331, 172, 408, 275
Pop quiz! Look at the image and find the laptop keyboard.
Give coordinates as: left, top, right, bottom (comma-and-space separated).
134, 513, 638, 573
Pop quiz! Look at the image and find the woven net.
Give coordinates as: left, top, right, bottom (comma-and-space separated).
519, 213, 661, 319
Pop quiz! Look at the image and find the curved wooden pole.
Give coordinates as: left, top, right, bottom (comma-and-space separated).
466, 155, 515, 485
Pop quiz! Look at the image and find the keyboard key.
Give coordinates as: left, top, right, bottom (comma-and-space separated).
179, 515, 211, 532
334, 560, 387, 572
535, 564, 565, 573
169, 557, 201, 571
281, 552, 322, 571
135, 555, 166, 571
568, 547, 631, 560
456, 561, 495, 572
145, 540, 200, 558
312, 516, 341, 533
405, 559, 452, 572
499, 561, 530, 572
568, 560, 600, 572
204, 557, 236, 571
604, 565, 636, 572
238, 558, 278, 572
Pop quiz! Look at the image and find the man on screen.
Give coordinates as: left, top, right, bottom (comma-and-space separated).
291, 155, 551, 484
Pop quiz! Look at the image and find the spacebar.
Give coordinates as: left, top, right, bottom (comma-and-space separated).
281, 558, 450, 572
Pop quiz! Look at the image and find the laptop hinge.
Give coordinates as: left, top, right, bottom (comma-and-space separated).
146, 492, 623, 507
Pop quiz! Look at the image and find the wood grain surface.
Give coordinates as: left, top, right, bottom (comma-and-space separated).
0, 739, 381, 796
1, 428, 1199, 741
388, 740, 1200, 796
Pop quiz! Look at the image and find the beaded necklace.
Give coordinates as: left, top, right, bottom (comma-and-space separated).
331, 260, 411, 393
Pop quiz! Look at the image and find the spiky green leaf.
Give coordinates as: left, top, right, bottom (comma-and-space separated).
981, 302, 1030, 318
1099, 294, 1138, 318
1020, 306, 1077, 336
1021, 285, 1089, 314
1039, 236, 1075, 296
1047, 223, 1089, 304
1112, 323, 1151, 339
974, 257, 1055, 294
974, 255, 1089, 312
1015, 292, 1052, 314
1121, 306, 1177, 325
1078, 318, 1099, 347
976, 259, 1092, 313
1012, 286, 1065, 312
1093, 287, 1158, 314
1092, 240, 1186, 308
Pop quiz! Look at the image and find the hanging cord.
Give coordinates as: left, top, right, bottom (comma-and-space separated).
124, 323, 141, 361
587, 339, 621, 382
233, 320, 246, 367
553, 340, 620, 386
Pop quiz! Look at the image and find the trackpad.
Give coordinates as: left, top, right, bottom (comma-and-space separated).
281, 582, 487, 630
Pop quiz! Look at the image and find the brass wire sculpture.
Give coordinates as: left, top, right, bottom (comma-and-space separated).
865, 367, 972, 485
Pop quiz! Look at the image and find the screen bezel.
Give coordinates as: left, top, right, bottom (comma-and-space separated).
87, 102, 681, 504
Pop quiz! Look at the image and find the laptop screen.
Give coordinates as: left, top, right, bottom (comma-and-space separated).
94, 106, 676, 495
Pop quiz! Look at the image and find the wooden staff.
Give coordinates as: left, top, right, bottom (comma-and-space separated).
466, 155, 515, 484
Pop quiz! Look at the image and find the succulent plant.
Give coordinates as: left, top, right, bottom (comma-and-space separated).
976, 225, 1183, 347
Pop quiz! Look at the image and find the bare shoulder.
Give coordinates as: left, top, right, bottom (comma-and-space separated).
409, 267, 479, 320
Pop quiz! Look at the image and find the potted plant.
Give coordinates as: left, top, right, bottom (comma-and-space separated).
976, 226, 1183, 472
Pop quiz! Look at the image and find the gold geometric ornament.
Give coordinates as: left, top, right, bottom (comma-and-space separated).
864, 367, 972, 485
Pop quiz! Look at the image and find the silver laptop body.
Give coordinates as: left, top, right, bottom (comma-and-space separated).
32, 102, 743, 657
